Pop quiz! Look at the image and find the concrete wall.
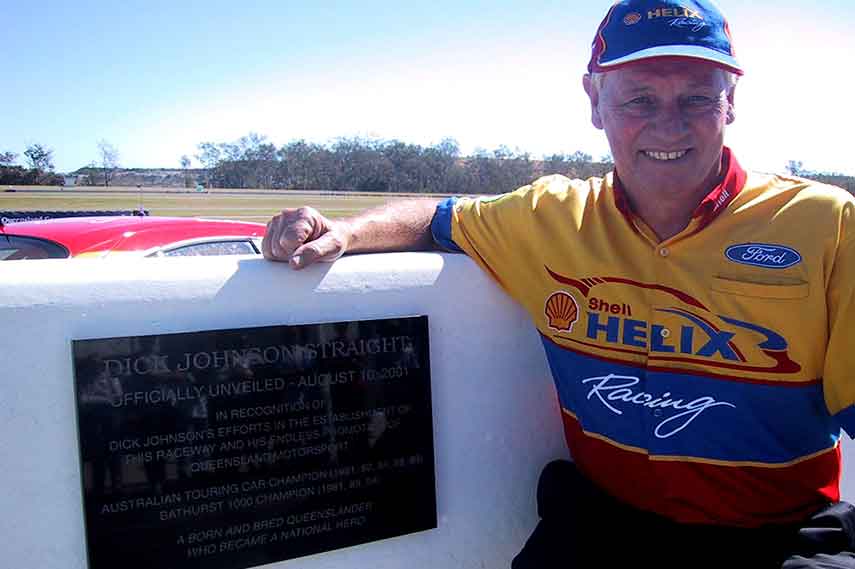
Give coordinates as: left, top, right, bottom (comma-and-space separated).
0, 253, 566, 569
3, 253, 854, 569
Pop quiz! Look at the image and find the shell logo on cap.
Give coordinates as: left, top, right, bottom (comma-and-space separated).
623, 12, 642, 25
545, 291, 580, 332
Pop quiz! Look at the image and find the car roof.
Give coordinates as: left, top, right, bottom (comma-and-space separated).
0, 216, 266, 257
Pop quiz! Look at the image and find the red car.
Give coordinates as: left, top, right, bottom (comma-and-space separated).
0, 215, 267, 260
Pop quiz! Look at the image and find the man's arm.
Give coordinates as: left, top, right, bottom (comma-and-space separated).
262, 199, 441, 269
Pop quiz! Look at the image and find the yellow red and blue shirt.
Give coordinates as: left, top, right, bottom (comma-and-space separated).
431, 149, 855, 527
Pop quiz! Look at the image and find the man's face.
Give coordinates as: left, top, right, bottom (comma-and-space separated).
584, 59, 735, 201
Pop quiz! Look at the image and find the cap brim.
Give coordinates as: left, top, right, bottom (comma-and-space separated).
594, 45, 743, 75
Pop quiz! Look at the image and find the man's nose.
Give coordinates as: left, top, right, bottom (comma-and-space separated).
652, 104, 689, 138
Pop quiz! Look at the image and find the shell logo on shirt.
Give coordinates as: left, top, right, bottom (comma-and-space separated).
545, 292, 579, 332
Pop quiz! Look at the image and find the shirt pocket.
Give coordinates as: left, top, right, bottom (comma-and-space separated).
711, 277, 810, 300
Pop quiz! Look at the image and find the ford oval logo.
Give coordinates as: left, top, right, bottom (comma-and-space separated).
725, 243, 802, 269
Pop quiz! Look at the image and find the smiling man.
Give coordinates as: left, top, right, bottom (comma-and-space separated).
585, 58, 737, 240
263, 1, 855, 567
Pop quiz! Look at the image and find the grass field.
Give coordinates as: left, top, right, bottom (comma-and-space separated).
0, 186, 447, 223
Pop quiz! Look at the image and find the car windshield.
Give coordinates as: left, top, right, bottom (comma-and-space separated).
0, 234, 69, 260
158, 240, 258, 257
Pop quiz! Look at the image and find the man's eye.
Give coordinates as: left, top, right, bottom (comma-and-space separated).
685, 95, 713, 105
626, 96, 653, 106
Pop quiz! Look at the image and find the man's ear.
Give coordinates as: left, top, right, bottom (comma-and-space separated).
583, 74, 604, 130
726, 85, 736, 125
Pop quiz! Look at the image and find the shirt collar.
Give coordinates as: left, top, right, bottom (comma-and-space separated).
612, 147, 747, 232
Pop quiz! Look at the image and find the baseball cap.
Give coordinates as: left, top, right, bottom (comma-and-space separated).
588, 0, 743, 75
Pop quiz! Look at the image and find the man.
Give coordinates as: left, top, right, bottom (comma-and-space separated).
264, 1, 855, 566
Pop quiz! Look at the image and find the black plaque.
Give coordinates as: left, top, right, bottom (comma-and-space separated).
73, 317, 435, 569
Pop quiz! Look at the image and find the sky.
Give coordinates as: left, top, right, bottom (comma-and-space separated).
3, 0, 854, 176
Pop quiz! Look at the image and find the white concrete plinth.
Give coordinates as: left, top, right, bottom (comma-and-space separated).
0, 253, 566, 569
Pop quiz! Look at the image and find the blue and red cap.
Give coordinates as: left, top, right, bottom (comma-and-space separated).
588, 0, 743, 75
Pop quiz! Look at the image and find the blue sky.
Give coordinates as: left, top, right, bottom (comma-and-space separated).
4, 1, 854, 175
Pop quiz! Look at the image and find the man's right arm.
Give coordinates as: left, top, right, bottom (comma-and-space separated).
262, 199, 441, 269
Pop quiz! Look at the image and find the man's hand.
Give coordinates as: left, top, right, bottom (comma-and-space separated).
262, 207, 349, 269
263, 199, 441, 269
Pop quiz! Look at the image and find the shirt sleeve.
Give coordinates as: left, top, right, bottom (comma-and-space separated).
434, 182, 559, 301
430, 197, 463, 253
430, 175, 588, 309
822, 200, 855, 437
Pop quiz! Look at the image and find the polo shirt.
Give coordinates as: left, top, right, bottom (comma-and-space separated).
431, 149, 855, 527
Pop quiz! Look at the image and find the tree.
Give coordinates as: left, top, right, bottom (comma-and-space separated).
97, 140, 120, 187
786, 160, 811, 177
24, 144, 54, 172
195, 142, 222, 188
180, 155, 192, 188
84, 162, 99, 186
0, 151, 17, 166
3, 145, 60, 185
